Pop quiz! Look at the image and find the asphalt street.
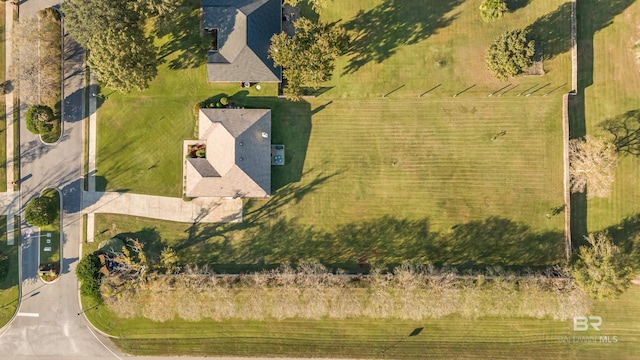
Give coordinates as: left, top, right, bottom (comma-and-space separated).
0, 1, 122, 358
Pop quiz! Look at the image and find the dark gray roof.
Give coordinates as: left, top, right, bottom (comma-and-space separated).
202, 0, 282, 82
186, 158, 220, 177
185, 109, 271, 198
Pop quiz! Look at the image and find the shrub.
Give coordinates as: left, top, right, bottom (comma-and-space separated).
25, 105, 55, 135
485, 29, 535, 80
24, 192, 59, 226
479, 0, 507, 22
571, 232, 633, 300
192, 101, 204, 118
76, 254, 104, 303
195, 149, 206, 158
41, 7, 61, 21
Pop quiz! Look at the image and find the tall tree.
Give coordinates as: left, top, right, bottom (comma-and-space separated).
62, 0, 157, 92
269, 18, 349, 100
76, 254, 104, 303
283, 0, 329, 13
571, 232, 633, 300
569, 135, 618, 199
158, 246, 180, 274
479, 0, 508, 22
485, 29, 535, 80
61, 0, 141, 47
24, 193, 58, 227
87, 28, 158, 93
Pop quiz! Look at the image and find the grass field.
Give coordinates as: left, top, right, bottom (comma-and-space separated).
83, 1, 640, 358
322, 0, 571, 98
81, 286, 640, 359
38, 189, 60, 268
95, 0, 570, 267
574, 0, 640, 233
91, 93, 566, 272
0, 217, 19, 327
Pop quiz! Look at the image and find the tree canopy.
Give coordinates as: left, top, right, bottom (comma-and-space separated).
25, 105, 55, 135
569, 135, 618, 199
61, 0, 165, 92
571, 232, 634, 300
25, 192, 59, 227
283, 0, 329, 13
269, 18, 349, 100
479, 0, 508, 22
62, 0, 141, 47
485, 29, 535, 80
87, 28, 158, 92
76, 254, 104, 303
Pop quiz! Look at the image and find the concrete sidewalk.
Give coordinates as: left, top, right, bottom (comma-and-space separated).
83, 192, 242, 240
4, 1, 18, 246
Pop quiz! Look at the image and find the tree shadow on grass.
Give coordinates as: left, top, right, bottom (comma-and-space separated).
568, 0, 636, 245
578, 0, 636, 92
243, 167, 344, 225
526, 2, 572, 61
342, 0, 463, 74
602, 213, 640, 269
154, 0, 209, 70
113, 227, 163, 259
442, 217, 564, 268
506, 0, 531, 12
570, 191, 588, 248
167, 215, 564, 273
599, 109, 640, 156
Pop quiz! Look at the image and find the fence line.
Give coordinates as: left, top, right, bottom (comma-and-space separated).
562, 93, 573, 260
571, 0, 578, 93
562, 0, 578, 260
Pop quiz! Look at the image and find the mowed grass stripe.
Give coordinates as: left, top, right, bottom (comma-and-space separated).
300, 97, 563, 230
93, 286, 640, 358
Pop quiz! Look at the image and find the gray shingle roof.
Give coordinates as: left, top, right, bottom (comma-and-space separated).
185, 109, 271, 198
202, 0, 282, 82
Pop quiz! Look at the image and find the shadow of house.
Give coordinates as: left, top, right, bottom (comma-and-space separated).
184, 109, 272, 198
202, 0, 282, 83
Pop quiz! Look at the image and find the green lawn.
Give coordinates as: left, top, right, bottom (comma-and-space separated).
81, 286, 640, 359
0, 217, 19, 327
38, 9, 62, 144
82, 1, 640, 358
574, 0, 640, 233
323, 0, 571, 98
38, 189, 60, 270
95, 0, 570, 270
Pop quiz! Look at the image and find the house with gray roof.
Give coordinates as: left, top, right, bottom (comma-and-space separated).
202, 0, 282, 83
184, 109, 271, 198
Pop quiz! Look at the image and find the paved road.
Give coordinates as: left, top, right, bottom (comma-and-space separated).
0, 2, 123, 358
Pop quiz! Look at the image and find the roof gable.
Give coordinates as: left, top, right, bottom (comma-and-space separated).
186, 109, 271, 198
202, 0, 282, 82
